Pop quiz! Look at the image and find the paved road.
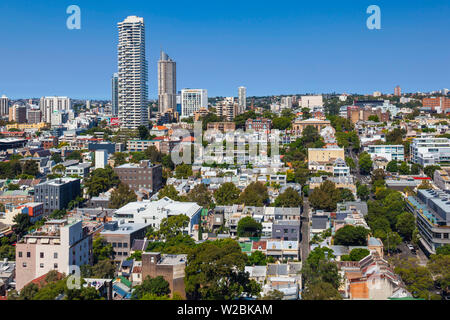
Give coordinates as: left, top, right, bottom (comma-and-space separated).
394, 242, 428, 266
300, 198, 310, 263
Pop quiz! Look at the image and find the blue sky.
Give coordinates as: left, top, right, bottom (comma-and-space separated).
0, 0, 449, 99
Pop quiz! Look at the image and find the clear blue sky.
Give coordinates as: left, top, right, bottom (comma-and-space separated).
0, 0, 449, 99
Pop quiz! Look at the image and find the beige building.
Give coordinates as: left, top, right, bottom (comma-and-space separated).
15, 219, 92, 291
291, 118, 331, 136
301, 95, 323, 109
434, 168, 450, 191
308, 146, 345, 163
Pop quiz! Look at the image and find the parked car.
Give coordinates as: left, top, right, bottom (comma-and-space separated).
407, 244, 416, 253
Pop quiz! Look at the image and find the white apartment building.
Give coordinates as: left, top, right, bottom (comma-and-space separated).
15, 219, 92, 291
238, 86, 246, 109
118, 16, 149, 129
301, 95, 323, 109
95, 149, 108, 169
112, 197, 202, 237
410, 137, 450, 166
365, 145, 405, 162
181, 89, 207, 117
39, 96, 71, 123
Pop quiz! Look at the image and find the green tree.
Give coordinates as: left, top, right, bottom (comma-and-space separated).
138, 125, 150, 140
302, 281, 342, 300
22, 160, 39, 177
158, 184, 181, 200
358, 152, 373, 175
386, 160, 398, 173
341, 248, 370, 261
188, 184, 213, 208
237, 217, 262, 237
51, 153, 62, 164
247, 250, 267, 266
185, 239, 261, 300
339, 188, 355, 202
175, 164, 193, 179
213, 182, 241, 205
357, 184, 370, 201
109, 183, 137, 209
435, 244, 450, 256
274, 187, 302, 207
302, 247, 340, 291
309, 180, 341, 211
424, 165, 441, 178
398, 162, 410, 175
396, 212, 415, 241
92, 236, 114, 263
334, 225, 369, 246
158, 215, 190, 241
237, 182, 269, 206
132, 276, 171, 300
85, 166, 120, 197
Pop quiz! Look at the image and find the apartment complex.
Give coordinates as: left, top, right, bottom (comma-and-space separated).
113, 160, 163, 192
111, 73, 119, 116
34, 178, 81, 215
422, 97, 450, 112
407, 189, 450, 255
117, 16, 149, 129
238, 86, 247, 109
291, 118, 331, 136
181, 89, 208, 117
206, 122, 236, 132
245, 118, 272, 132
100, 221, 148, 261
15, 219, 92, 290
410, 137, 450, 166
39, 96, 71, 123
0, 95, 9, 117
301, 95, 323, 109
158, 51, 177, 114
365, 145, 405, 162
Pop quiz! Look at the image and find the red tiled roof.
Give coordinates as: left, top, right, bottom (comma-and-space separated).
252, 240, 267, 250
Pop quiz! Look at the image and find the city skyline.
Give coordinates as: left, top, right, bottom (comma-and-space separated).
0, 0, 449, 99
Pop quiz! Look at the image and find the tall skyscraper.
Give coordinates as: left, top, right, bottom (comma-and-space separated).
111, 73, 119, 116
395, 85, 402, 97
0, 95, 9, 117
238, 86, 246, 110
181, 89, 208, 117
158, 51, 176, 114
39, 96, 71, 123
118, 16, 148, 129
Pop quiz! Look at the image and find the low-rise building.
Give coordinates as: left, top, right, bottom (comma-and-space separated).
114, 160, 163, 193
141, 252, 187, 298
100, 221, 148, 261
15, 219, 92, 291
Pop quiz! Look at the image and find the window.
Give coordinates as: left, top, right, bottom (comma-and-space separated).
40, 252, 44, 259
112, 242, 117, 247
40, 263, 44, 268
18, 252, 23, 258
23, 263, 27, 268
123, 243, 128, 248
54, 263, 58, 269
118, 243, 122, 248
54, 252, 58, 259
26, 252, 30, 258
118, 252, 122, 256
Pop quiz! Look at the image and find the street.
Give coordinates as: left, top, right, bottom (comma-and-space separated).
300, 198, 310, 263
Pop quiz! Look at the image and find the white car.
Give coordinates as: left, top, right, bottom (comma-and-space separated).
407, 244, 415, 252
